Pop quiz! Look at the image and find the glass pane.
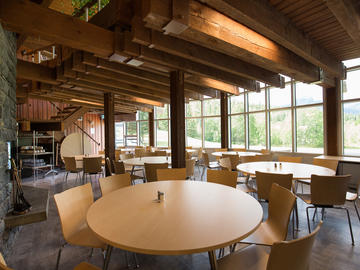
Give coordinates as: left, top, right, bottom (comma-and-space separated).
155, 105, 168, 119
269, 84, 291, 109
248, 112, 266, 150
343, 102, 360, 155
204, 117, 221, 148
126, 122, 136, 135
203, 99, 220, 116
115, 122, 124, 147
156, 120, 169, 147
186, 100, 201, 117
295, 82, 322, 106
230, 115, 245, 148
296, 106, 323, 153
270, 110, 292, 151
248, 90, 265, 111
186, 118, 202, 147
230, 94, 244, 114
342, 69, 360, 100
138, 111, 149, 120
139, 122, 149, 146
343, 58, 360, 68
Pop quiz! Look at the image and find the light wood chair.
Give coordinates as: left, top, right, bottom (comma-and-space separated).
54, 183, 106, 270
73, 262, 100, 270
257, 154, 273, 161
112, 160, 126, 174
298, 174, 354, 245
155, 150, 167, 156
142, 152, 158, 157
278, 156, 302, 163
98, 150, 105, 155
115, 150, 121, 161
185, 151, 193, 160
99, 173, 131, 196
157, 168, 187, 181
144, 163, 169, 182
240, 155, 262, 163
186, 158, 196, 180
63, 156, 82, 183
120, 153, 133, 160
207, 169, 237, 188
232, 148, 246, 152
222, 154, 240, 171
256, 171, 293, 201
214, 148, 228, 161
237, 183, 296, 246
135, 148, 146, 157
346, 176, 360, 222
0, 253, 12, 270
260, 149, 271, 155
83, 157, 103, 184
200, 152, 221, 180
219, 158, 232, 171
186, 146, 193, 149
218, 222, 322, 270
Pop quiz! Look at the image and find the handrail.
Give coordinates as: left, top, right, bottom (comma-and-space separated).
50, 102, 101, 146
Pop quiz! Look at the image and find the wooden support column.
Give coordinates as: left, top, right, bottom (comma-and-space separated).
323, 79, 341, 156
149, 111, 155, 147
220, 92, 229, 149
104, 92, 115, 176
170, 70, 185, 168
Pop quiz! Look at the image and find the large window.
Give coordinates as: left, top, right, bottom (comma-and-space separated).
155, 105, 170, 147
270, 110, 292, 151
204, 117, 221, 147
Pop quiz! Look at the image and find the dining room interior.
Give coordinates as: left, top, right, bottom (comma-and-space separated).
0, 0, 360, 269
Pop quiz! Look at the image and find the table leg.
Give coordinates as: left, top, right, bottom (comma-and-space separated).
208, 250, 218, 270
131, 166, 135, 176
103, 245, 113, 270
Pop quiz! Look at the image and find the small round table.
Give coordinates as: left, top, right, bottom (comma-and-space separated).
212, 151, 261, 157
87, 181, 263, 270
123, 156, 171, 167
236, 161, 335, 179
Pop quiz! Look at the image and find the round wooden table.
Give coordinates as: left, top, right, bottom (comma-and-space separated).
123, 156, 172, 167
87, 181, 263, 270
237, 161, 335, 179
212, 151, 261, 157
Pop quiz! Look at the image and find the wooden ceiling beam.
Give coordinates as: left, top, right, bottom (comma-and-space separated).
132, 20, 284, 88
142, 0, 321, 83
199, 0, 345, 79
17, 60, 58, 85
0, 0, 114, 57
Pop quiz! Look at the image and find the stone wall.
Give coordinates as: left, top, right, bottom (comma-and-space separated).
0, 23, 17, 255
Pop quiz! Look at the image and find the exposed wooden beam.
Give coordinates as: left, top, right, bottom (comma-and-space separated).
199, 0, 345, 79
0, 0, 114, 57
142, 0, 321, 83
17, 60, 58, 85
131, 21, 284, 87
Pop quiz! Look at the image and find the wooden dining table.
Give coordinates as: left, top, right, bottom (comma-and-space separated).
237, 161, 336, 179
87, 181, 263, 270
211, 151, 261, 157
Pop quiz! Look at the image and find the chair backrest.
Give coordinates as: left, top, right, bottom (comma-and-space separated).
155, 150, 167, 156
144, 163, 169, 182
219, 157, 232, 171
145, 146, 152, 152
112, 160, 126, 174
202, 152, 210, 166
105, 157, 113, 175
142, 152, 158, 157
185, 151, 192, 160
135, 148, 146, 157
186, 159, 196, 178
261, 149, 271, 154
313, 158, 338, 171
54, 183, 94, 242
256, 171, 293, 201
278, 156, 302, 163
240, 155, 262, 163
83, 157, 102, 173
63, 156, 77, 172
232, 148, 246, 152
257, 154, 273, 161
222, 154, 240, 170
120, 153, 133, 160
266, 222, 322, 270
197, 147, 203, 159
157, 168, 187, 181
98, 150, 105, 155
115, 150, 121, 161
266, 183, 296, 242
310, 174, 351, 205
214, 148, 228, 152
186, 146, 193, 149
207, 169, 238, 188
99, 173, 131, 196
0, 253, 12, 270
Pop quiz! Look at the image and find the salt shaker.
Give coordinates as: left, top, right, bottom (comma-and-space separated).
157, 191, 165, 201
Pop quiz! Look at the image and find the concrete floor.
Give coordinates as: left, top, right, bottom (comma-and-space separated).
5, 167, 360, 270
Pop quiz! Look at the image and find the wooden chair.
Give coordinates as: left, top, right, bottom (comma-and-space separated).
83, 157, 103, 184
186, 146, 193, 149
99, 173, 131, 196
219, 158, 232, 171
112, 160, 143, 186
142, 152, 158, 157
236, 183, 296, 246
155, 150, 167, 156
0, 253, 12, 270
98, 150, 105, 155
260, 149, 271, 155
120, 153, 133, 160
218, 222, 322, 270
278, 156, 302, 163
298, 174, 354, 245
346, 175, 360, 222
257, 154, 273, 161
73, 262, 100, 270
157, 168, 187, 181
232, 148, 246, 152
256, 171, 293, 201
214, 148, 228, 160
185, 151, 192, 160
135, 148, 146, 157
222, 154, 240, 171
63, 156, 82, 183
54, 183, 106, 270
144, 163, 169, 182
207, 169, 237, 188
115, 150, 121, 161
200, 152, 221, 180
186, 158, 196, 180
240, 155, 262, 163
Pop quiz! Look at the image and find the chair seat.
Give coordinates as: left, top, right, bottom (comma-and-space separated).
240, 222, 283, 246
297, 179, 310, 185
74, 262, 101, 270
67, 223, 106, 249
297, 193, 311, 204
218, 244, 270, 270
346, 192, 359, 201
237, 184, 257, 193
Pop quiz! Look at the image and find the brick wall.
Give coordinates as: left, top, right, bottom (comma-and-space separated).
0, 23, 17, 255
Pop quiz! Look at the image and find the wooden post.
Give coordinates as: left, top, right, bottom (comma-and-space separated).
104, 92, 115, 176
323, 79, 341, 156
149, 111, 155, 147
170, 70, 185, 168
220, 92, 229, 149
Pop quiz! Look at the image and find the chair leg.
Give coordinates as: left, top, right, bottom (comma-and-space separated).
55, 243, 66, 270
306, 206, 314, 233
103, 245, 113, 270
336, 207, 355, 245
133, 253, 140, 268
88, 248, 94, 259
201, 166, 206, 181
64, 172, 69, 183
354, 200, 360, 222
124, 251, 131, 268
312, 207, 318, 221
